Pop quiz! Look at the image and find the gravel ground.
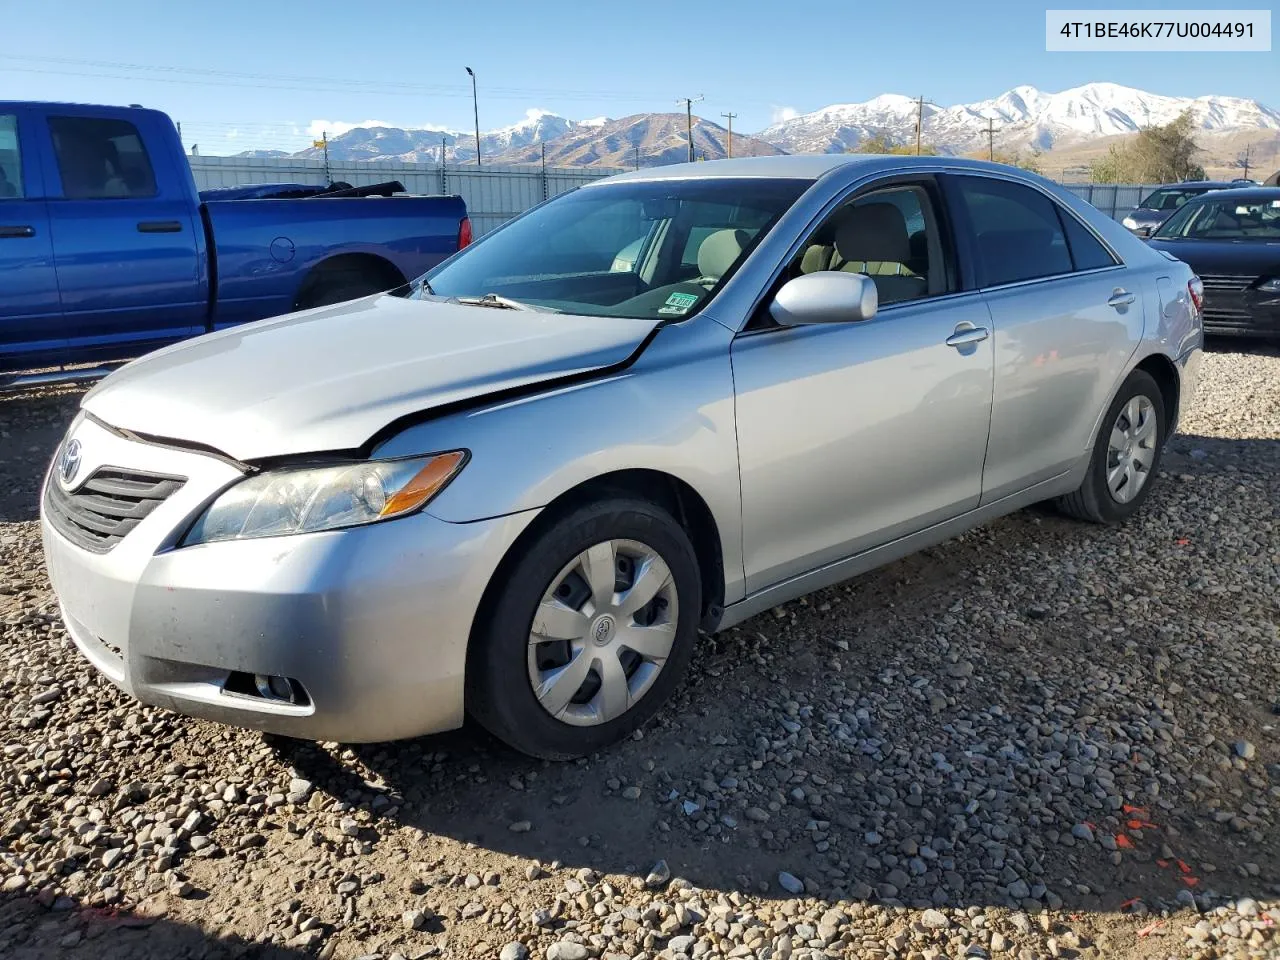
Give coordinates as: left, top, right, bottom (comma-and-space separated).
1, 345, 1278, 960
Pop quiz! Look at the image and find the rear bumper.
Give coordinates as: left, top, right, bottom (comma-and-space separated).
41, 415, 538, 743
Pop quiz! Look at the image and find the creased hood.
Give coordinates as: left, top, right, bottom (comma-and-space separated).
83, 295, 657, 461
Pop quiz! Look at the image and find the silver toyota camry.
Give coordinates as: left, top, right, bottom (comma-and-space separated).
41, 155, 1204, 759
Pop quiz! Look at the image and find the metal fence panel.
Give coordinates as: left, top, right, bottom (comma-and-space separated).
188, 156, 625, 237
1060, 183, 1161, 219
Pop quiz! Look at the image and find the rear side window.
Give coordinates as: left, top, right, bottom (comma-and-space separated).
49, 116, 157, 200
1059, 212, 1119, 271
0, 115, 22, 199
954, 177, 1072, 287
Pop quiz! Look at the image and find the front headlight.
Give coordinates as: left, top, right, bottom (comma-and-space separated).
183, 451, 466, 545
1122, 216, 1138, 229
1258, 277, 1280, 293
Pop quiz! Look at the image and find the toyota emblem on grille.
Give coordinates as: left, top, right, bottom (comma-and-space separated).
59, 438, 82, 486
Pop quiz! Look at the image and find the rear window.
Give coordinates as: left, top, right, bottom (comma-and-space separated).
49, 116, 158, 200
0, 115, 21, 199
954, 176, 1073, 287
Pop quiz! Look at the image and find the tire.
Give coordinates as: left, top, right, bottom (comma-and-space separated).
296, 271, 392, 310
467, 498, 702, 760
1055, 369, 1167, 524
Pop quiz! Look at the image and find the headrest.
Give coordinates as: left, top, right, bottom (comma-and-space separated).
697, 228, 751, 279
834, 203, 911, 263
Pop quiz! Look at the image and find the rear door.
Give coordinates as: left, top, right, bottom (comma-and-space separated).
41, 111, 204, 359
0, 108, 63, 371
944, 174, 1138, 503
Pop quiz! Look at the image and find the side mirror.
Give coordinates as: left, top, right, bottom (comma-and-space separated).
769, 271, 878, 327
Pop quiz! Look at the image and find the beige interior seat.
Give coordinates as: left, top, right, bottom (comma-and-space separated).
831, 203, 927, 303
696, 228, 751, 284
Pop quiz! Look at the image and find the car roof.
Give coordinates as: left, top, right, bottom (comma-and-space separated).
587, 153, 1045, 185
1152, 180, 1250, 190
1177, 186, 1280, 203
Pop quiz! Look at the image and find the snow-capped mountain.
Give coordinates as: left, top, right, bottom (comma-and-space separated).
761, 82, 1280, 156
490, 113, 783, 168
282, 110, 610, 163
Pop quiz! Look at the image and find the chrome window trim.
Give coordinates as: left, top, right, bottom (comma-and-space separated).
974, 262, 1128, 294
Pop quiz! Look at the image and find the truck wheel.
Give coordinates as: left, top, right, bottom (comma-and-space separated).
296, 271, 392, 310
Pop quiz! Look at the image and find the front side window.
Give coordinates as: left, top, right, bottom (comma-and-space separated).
1153, 197, 1280, 240
954, 177, 1073, 287
0, 115, 22, 199
423, 178, 809, 320
791, 182, 949, 306
48, 116, 157, 200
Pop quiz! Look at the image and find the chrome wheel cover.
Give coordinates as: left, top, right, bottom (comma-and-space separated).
526, 538, 678, 727
1106, 395, 1157, 504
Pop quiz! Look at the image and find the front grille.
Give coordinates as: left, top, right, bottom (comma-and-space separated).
1198, 274, 1256, 328
1198, 274, 1255, 292
45, 468, 185, 553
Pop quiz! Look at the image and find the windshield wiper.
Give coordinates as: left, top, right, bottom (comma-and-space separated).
453, 292, 543, 311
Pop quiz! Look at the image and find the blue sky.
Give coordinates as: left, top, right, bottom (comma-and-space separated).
2, 0, 1272, 154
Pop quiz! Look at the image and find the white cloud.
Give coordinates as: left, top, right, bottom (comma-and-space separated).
770, 105, 800, 124
307, 118, 397, 138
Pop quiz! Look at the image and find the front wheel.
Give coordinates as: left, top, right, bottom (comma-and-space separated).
1056, 369, 1166, 524
467, 498, 702, 760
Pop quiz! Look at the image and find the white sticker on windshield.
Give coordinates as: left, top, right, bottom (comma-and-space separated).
658, 291, 699, 315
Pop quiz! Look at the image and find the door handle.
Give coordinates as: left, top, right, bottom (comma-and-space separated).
945, 325, 990, 347
137, 220, 183, 233
0, 225, 35, 239
1107, 289, 1136, 308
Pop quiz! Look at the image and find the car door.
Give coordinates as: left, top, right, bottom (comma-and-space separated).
944, 174, 1138, 503
41, 111, 204, 360
0, 108, 63, 372
732, 177, 995, 594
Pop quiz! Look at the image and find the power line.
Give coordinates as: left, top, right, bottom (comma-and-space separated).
0, 54, 668, 103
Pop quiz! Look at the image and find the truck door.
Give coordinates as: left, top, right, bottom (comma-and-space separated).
41, 110, 204, 361
0, 108, 63, 373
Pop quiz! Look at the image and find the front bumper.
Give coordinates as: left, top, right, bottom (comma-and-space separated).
41, 415, 537, 743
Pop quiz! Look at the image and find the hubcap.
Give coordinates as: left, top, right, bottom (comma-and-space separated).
527, 538, 679, 727
1106, 395, 1157, 504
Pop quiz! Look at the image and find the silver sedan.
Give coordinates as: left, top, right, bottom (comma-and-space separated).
41, 155, 1203, 759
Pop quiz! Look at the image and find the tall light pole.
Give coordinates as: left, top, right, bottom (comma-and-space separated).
677, 95, 704, 163
465, 66, 481, 166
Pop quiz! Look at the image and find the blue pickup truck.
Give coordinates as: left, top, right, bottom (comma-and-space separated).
1, 102, 470, 385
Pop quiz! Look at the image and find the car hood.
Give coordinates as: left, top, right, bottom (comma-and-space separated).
82, 294, 658, 461
1146, 237, 1280, 276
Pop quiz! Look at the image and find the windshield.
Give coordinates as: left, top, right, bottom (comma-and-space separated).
1138, 187, 1209, 212
420, 178, 810, 320
1153, 197, 1280, 240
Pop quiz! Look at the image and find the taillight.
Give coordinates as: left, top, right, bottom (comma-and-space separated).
1188, 276, 1204, 314
458, 216, 472, 249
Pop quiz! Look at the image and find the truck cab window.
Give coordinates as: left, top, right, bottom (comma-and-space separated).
49, 116, 157, 200
0, 115, 22, 199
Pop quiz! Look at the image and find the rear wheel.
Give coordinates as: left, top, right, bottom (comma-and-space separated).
467, 499, 701, 760
296, 270, 394, 310
1056, 369, 1166, 524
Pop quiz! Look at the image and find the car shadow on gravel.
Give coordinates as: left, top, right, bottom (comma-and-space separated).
267, 432, 1280, 916
0, 892, 317, 960
0, 388, 82, 523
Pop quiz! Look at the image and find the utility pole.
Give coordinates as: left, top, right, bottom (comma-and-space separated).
721, 112, 737, 158
914, 96, 930, 156
321, 131, 331, 185
541, 143, 548, 201
1239, 144, 1252, 179
634, 144, 640, 170
465, 66, 481, 166
676, 95, 704, 163
176, 121, 182, 148
984, 117, 1000, 162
